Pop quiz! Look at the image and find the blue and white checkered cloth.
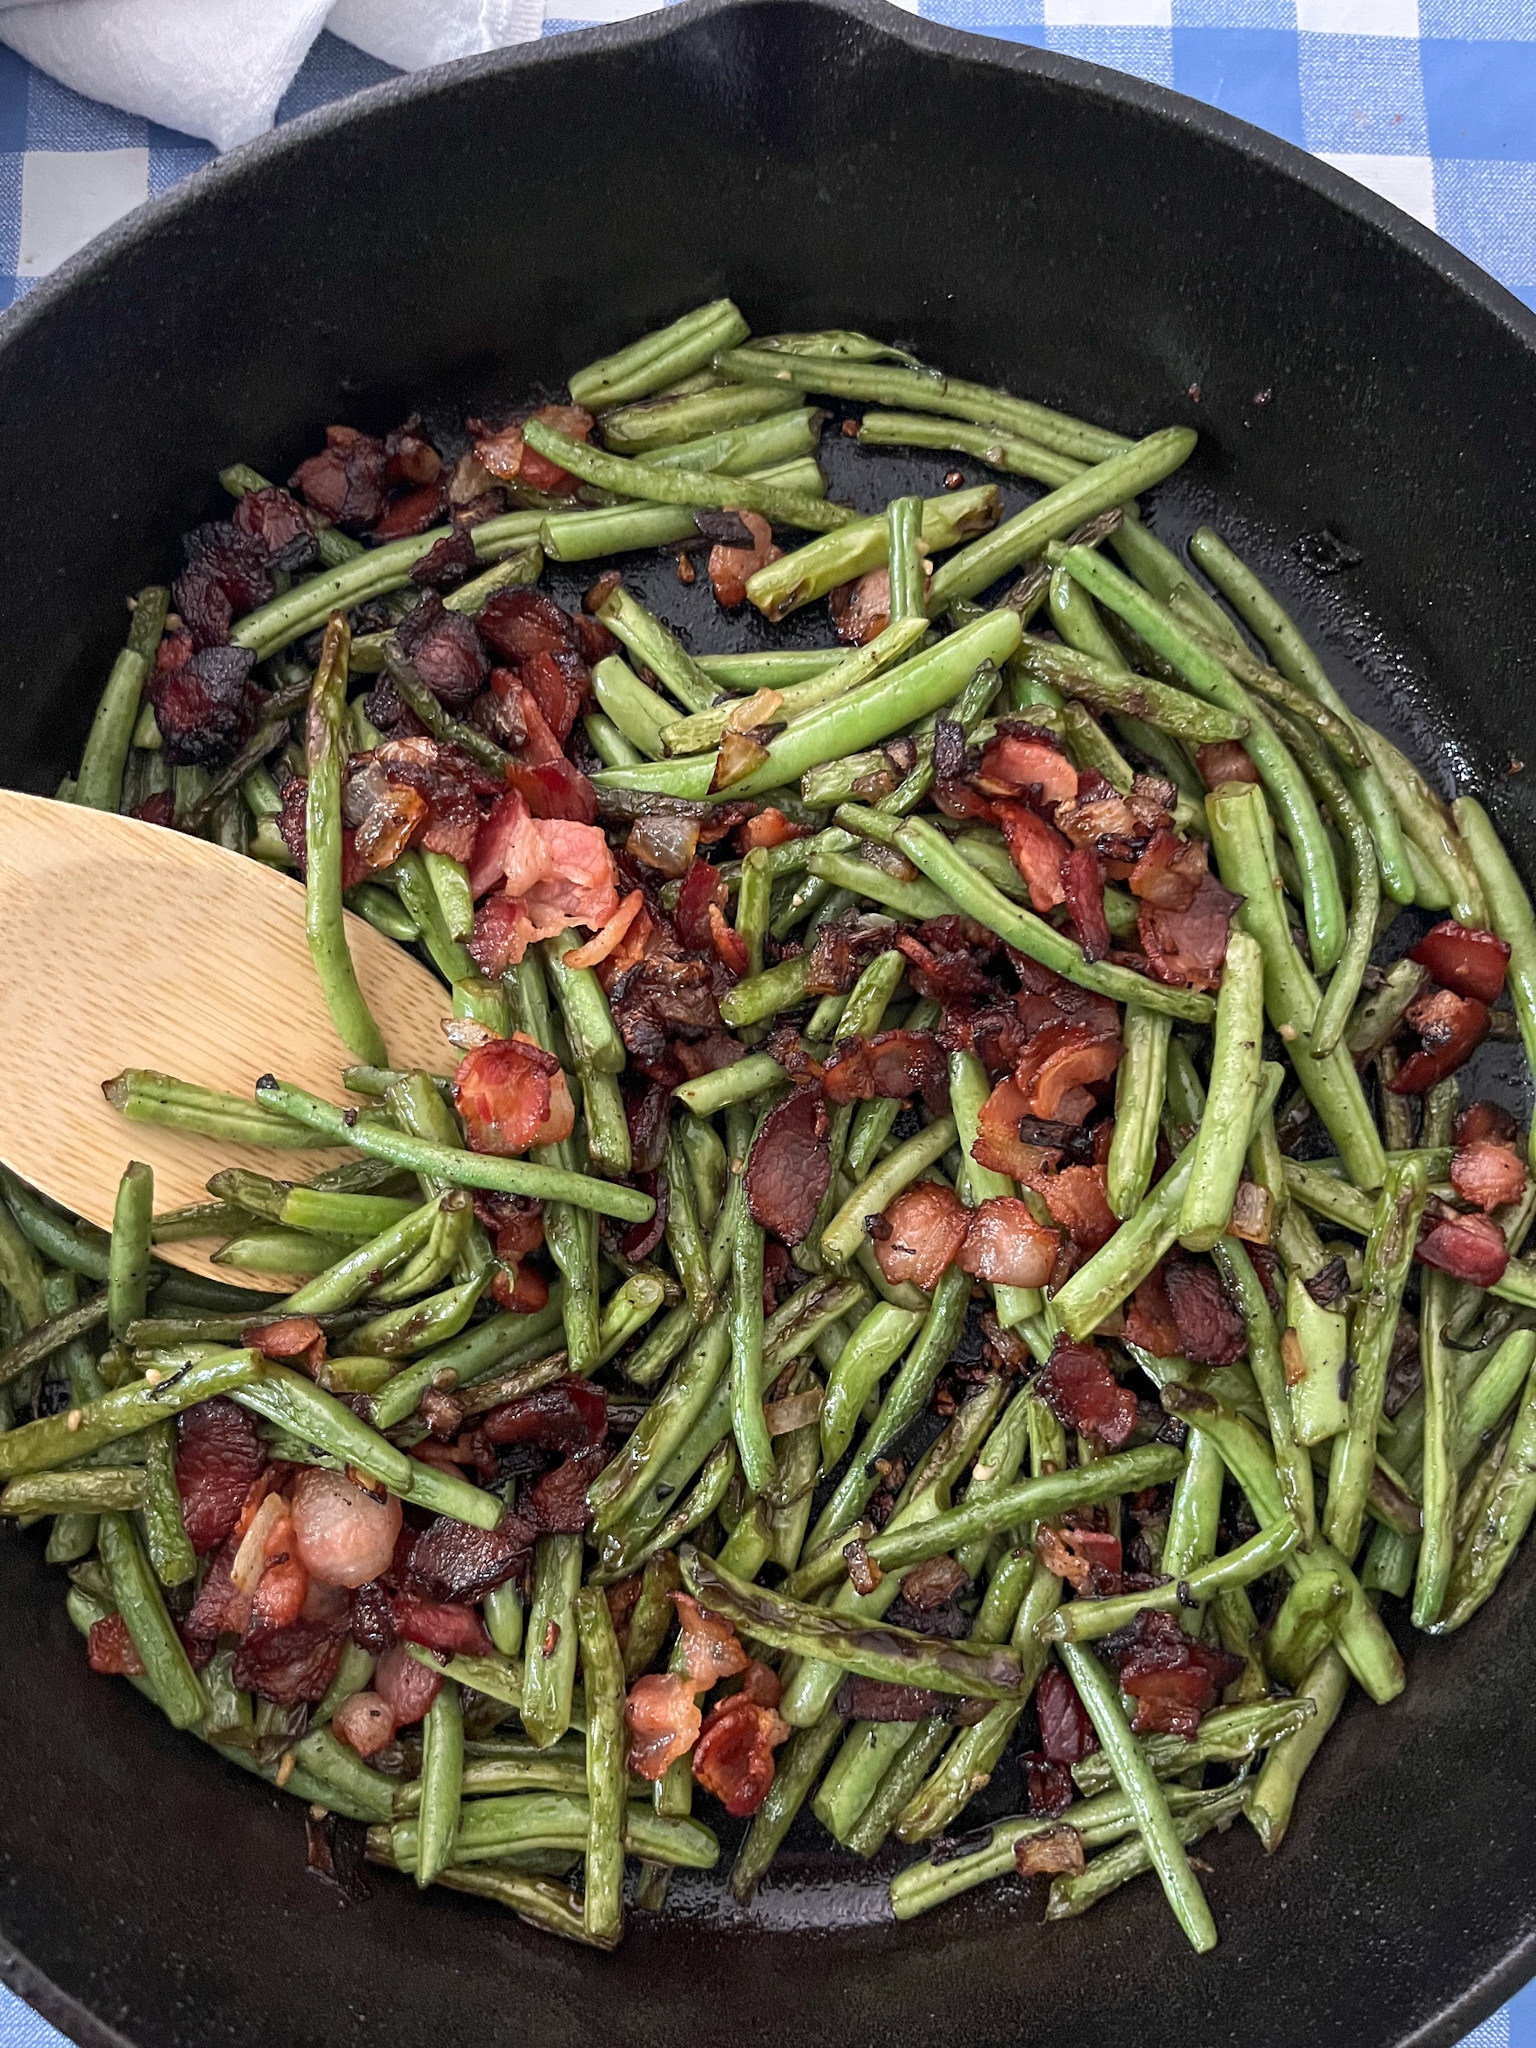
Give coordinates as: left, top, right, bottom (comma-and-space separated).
0, 7, 1535, 2042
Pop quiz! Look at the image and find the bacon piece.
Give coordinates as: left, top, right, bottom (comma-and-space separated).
174, 522, 273, 648
1052, 791, 1141, 848
1138, 871, 1242, 992
675, 857, 726, 954
1195, 741, 1260, 790
873, 1182, 971, 1290
1452, 1139, 1528, 1213
146, 643, 261, 769
402, 1510, 533, 1607
478, 586, 578, 663
563, 890, 644, 969
1457, 1100, 1520, 1149
396, 592, 487, 709
1123, 1266, 1181, 1357
392, 1596, 494, 1658
894, 918, 1000, 1005
958, 1197, 1059, 1287
692, 1694, 791, 1816
520, 647, 590, 747
1014, 1018, 1122, 1124
739, 1659, 783, 1709
247, 1314, 325, 1370
1416, 1210, 1509, 1286
993, 799, 1069, 912
835, 1678, 947, 1721
1029, 1166, 1119, 1259
411, 527, 478, 590
1411, 920, 1511, 1004
1127, 827, 1208, 911
976, 729, 1079, 806
1036, 1665, 1099, 1764
333, 1690, 398, 1758
475, 404, 595, 494
88, 1612, 146, 1677
481, 1377, 606, 1451
1024, 1756, 1077, 1817
175, 1397, 267, 1552
231, 485, 319, 574
232, 1621, 343, 1706
491, 1263, 552, 1315
673, 1593, 750, 1687
746, 1087, 832, 1244
1389, 988, 1491, 1093
972, 1078, 1058, 1181
454, 1032, 574, 1155
738, 807, 805, 853
802, 913, 898, 996
1036, 1337, 1137, 1448
290, 425, 387, 528
707, 900, 750, 975
673, 1032, 747, 1081
1105, 1608, 1245, 1736
373, 481, 447, 541
467, 894, 525, 976
522, 1443, 608, 1532
374, 1640, 442, 1725
1037, 1523, 1124, 1594
508, 760, 600, 829
829, 567, 891, 645
610, 955, 725, 1082
626, 1672, 705, 1783
819, 1030, 949, 1114
709, 510, 782, 607
1016, 1825, 1086, 1877
1062, 846, 1111, 962
1164, 1255, 1247, 1366
250, 1516, 309, 1632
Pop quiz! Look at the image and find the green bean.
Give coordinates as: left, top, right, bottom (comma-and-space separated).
1073, 1695, 1316, 1799
592, 655, 676, 757
303, 617, 388, 1064
0, 1469, 144, 1514
731, 1706, 846, 1903
1107, 1007, 1171, 1221
540, 455, 824, 561
1264, 1567, 1347, 1689
681, 1545, 1022, 1702
735, 845, 772, 980
383, 1793, 715, 1875
1063, 545, 1344, 972
660, 619, 930, 755
231, 1362, 416, 1485
0, 1349, 264, 1476
1058, 1639, 1216, 1951
1018, 636, 1247, 745
885, 493, 926, 623
1323, 1154, 1429, 1559
1247, 1647, 1351, 1851
1412, 1264, 1459, 1630
729, 1165, 774, 1500
1216, 1235, 1316, 1538
275, 1194, 442, 1315
77, 587, 169, 811
820, 1304, 926, 1467
380, 648, 511, 777
522, 1534, 583, 1747
403, 1643, 528, 1714
0, 1292, 109, 1390
815, 1719, 918, 1842
895, 817, 1214, 1022
1433, 1347, 1536, 1633
1160, 1429, 1226, 1633
591, 584, 716, 713
717, 956, 808, 1030
807, 846, 950, 921
545, 930, 626, 1079
343, 1273, 484, 1359
1206, 783, 1385, 1189
573, 1585, 627, 1944
1454, 796, 1536, 1082
251, 1078, 655, 1223
713, 347, 1130, 464
1178, 931, 1264, 1250
672, 1052, 786, 1116
743, 487, 1000, 621
856, 411, 1083, 487
1, 1169, 112, 1286
215, 1226, 356, 1276
414, 1680, 464, 1889
583, 710, 641, 768
1186, 527, 1415, 905
523, 417, 847, 534
1167, 595, 1365, 765
99, 1509, 206, 1730
820, 1116, 957, 1266
601, 381, 804, 453
1361, 728, 1485, 925
569, 298, 749, 409
1042, 1517, 1301, 1643
663, 1130, 715, 1326
391, 849, 477, 985
1045, 1784, 1248, 1923
139, 1420, 196, 1586
422, 852, 475, 945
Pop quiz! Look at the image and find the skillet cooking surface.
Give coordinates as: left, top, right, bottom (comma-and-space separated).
1, 1, 1535, 2042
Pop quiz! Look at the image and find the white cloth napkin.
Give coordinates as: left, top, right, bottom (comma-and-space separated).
0, 0, 544, 151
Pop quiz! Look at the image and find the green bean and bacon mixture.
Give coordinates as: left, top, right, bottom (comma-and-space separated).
14, 296, 1536, 1953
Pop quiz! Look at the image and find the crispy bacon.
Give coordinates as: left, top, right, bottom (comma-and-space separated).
830, 567, 891, 645
290, 425, 386, 528
803, 914, 900, 996
563, 889, 645, 971
231, 484, 318, 573
819, 1030, 949, 1114
374, 1640, 442, 1725
1452, 1139, 1528, 1213
1411, 920, 1511, 1004
411, 527, 478, 590
746, 1087, 832, 1244
738, 807, 805, 853
1457, 1100, 1520, 1149
692, 1694, 791, 1816
673, 1593, 750, 1688
626, 1672, 702, 1779
405, 1512, 533, 1603
1014, 1018, 1122, 1124
481, 1377, 606, 1451
874, 1182, 971, 1290
455, 1032, 574, 1155
373, 482, 447, 541
232, 1620, 343, 1707
146, 643, 261, 769
523, 1443, 608, 1532
709, 510, 782, 608
994, 799, 1069, 912
520, 647, 590, 747
491, 1263, 551, 1315
475, 404, 595, 494
1195, 741, 1260, 790
1127, 827, 1208, 911
1389, 988, 1491, 1093
333, 1690, 397, 1758
894, 921, 1000, 1005
976, 729, 1079, 806
1416, 1210, 1509, 1286
1037, 1523, 1124, 1595
176, 1397, 268, 1553
1164, 1255, 1247, 1366
1025, 1756, 1077, 1817
88, 1611, 147, 1677
1037, 1665, 1099, 1764
467, 793, 617, 957
1123, 1265, 1181, 1357
958, 1197, 1059, 1287
675, 857, 727, 954
393, 1596, 494, 1657
972, 1078, 1059, 1181
1036, 1337, 1137, 1448
1062, 846, 1111, 961
1104, 1608, 1245, 1737
395, 593, 487, 709
507, 758, 599, 826
835, 1677, 947, 1721
174, 521, 273, 648
479, 587, 577, 662
1138, 871, 1241, 992
467, 895, 524, 977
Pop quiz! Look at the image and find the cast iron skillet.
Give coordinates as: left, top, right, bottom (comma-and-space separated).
2, 1, 1536, 2041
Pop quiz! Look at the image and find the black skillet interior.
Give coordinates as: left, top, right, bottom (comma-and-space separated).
2, 1, 1536, 2042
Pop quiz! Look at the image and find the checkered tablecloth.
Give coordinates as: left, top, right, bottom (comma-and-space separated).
0, 7, 1534, 2044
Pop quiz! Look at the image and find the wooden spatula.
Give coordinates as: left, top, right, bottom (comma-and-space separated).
0, 789, 457, 1287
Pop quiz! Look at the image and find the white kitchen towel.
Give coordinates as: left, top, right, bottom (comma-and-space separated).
0, 0, 544, 152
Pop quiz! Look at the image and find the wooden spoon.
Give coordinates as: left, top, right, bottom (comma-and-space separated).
0, 789, 457, 1287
